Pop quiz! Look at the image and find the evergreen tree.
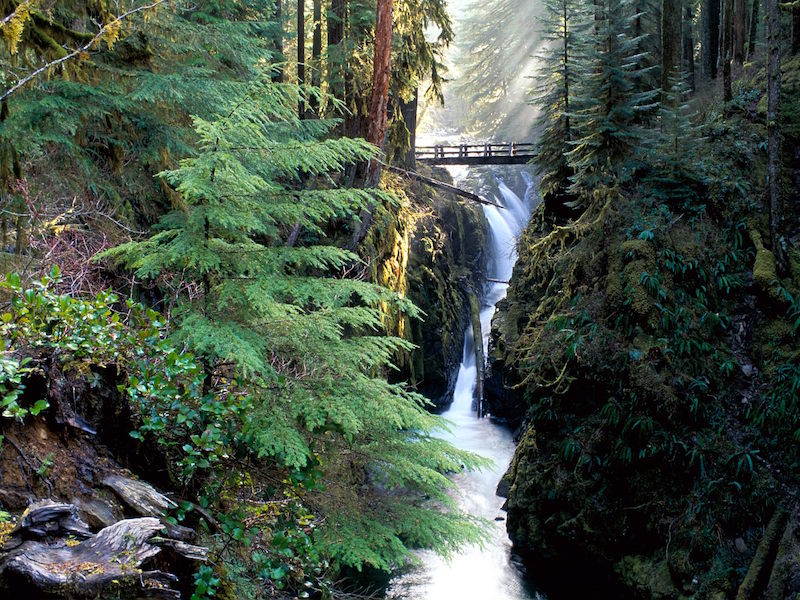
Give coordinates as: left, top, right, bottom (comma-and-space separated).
566, 0, 658, 199
103, 76, 486, 572
0, 1, 282, 251
454, 0, 546, 136
647, 77, 706, 201
388, 0, 454, 163
531, 0, 588, 202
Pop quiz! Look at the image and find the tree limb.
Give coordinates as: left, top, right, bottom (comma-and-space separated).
0, 0, 170, 102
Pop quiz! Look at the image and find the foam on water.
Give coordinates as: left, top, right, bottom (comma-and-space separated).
386, 175, 544, 600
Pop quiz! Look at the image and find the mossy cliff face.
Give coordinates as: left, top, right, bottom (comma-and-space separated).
365, 167, 487, 409
492, 59, 800, 599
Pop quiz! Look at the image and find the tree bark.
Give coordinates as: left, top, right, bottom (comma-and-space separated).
297, 0, 305, 119
366, 0, 394, 179
400, 88, 418, 169
793, 9, 800, 54
327, 0, 345, 102
733, 0, 746, 62
718, 0, 725, 72
748, 0, 759, 57
310, 0, 322, 115
703, 0, 720, 78
766, 0, 784, 269
348, 0, 394, 249
662, 0, 682, 99
563, 0, 571, 137
272, 0, 284, 82
723, 0, 733, 101
684, 3, 696, 91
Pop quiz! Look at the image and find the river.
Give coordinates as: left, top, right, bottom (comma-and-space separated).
386, 171, 543, 600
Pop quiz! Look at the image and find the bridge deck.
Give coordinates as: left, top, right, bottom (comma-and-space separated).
416, 142, 535, 166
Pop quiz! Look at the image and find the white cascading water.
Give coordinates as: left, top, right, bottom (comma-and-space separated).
387, 175, 543, 600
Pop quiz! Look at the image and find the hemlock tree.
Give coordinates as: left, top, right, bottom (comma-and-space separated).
648, 77, 707, 202
103, 76, 486, 572
0, 0, 282, 258
566, 0, 658, 200
455, 0, 546, 135
531, 0, 587, 202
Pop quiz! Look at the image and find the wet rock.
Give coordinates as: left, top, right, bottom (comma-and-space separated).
495, 472, 511, 498
0, 498, 208, 599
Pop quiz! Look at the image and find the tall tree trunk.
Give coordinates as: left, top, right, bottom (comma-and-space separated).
684, 2, 696, 91
309, 0, 322, 115
662, 0, 682, 99
766, 0, 784, 269
718, 0, 725, 72
703, 0, 720, 78
563, 0, 571, 140
793, 9, 800, 54
349, 0, 394, 249
0, 99, 21, 253
272, 0, 284, 82
297, 0, 306, 119
733, 0, 746, 62
400, 89, 418, 169
327, 0, 346, 119
365, 0, 393, 181
723, 0, 733, 101
748, 0, 759, 57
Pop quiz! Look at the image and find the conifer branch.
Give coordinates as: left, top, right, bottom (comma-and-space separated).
0, 0, 170, 102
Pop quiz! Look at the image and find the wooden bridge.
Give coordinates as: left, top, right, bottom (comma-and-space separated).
415, 142, 536, 166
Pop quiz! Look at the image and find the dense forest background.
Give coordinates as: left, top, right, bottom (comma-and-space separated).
0, 0, 798, 598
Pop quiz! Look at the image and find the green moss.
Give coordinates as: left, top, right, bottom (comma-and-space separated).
749, 230, 779, 297
616, 556, 684, 600
788, 247, 800, 292
619, 239, 658, 328
372, 167, 488, 407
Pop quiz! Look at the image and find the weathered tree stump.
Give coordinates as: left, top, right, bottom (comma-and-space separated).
0, 500, 208, 599
10, 500, 92, 542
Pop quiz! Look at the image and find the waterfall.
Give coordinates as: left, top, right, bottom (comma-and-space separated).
387, 175, 544, 600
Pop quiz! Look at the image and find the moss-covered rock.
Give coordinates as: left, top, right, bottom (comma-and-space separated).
491, 74, 800, 599
616, 556, 684, 600
749, 229, 779, 297
367, 167, 487, 410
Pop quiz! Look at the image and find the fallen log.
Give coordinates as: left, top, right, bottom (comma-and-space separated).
387, 165, 505, 209
0, 517, 185, 598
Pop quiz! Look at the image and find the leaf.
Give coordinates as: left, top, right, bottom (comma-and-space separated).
29, 399, 49, 416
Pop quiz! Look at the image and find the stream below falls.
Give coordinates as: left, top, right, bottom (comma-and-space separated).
386, 171, 543, 600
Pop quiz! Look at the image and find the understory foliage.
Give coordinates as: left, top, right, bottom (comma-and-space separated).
102, 76, 485, 593
500, 7, 800, 590
0, 1, 491, 596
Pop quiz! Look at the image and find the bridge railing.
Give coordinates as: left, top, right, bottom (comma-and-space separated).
415, 142, 536, 160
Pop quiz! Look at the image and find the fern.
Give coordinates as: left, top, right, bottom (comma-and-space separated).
102, 75, 487, 575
